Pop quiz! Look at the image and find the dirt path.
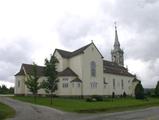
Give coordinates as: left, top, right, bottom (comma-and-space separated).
0, 97, 77, 120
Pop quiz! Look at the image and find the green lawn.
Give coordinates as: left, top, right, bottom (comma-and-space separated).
0, 102, 15, 120
12, 96, 159, 113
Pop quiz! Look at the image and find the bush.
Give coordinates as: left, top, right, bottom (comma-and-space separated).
86, 97, 92, 102
86, 95, 103, 102
135, 81, 144, 99
155, 81, 159, 97
123, 92, 127, 98
112, 92, 115, 98
92, 95, 103, 101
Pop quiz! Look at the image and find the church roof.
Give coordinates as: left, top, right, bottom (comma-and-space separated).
103, 60, 134, 77
15, 64, 46, 76
55, 42, 103, 58
71, 78, 82, 83
58, 67, 78, 77
132, 77, 140, 82
15, 64, 78, 77
56, 43, 91, 58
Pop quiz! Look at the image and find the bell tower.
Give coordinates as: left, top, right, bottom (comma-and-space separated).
111, 23, 124, 66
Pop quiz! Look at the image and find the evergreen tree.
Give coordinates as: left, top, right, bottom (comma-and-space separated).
155, 81, 159, 97
123, 92, 127, 98
135, 81, 144, 99
41, 55, 58, 104
25, 63, 41, 103
1, 85, 8, 94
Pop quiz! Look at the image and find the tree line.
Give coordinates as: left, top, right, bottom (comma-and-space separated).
0, 85, 14, 94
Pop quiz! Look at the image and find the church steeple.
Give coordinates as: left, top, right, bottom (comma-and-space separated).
111, 23, 124, 66
114, 24, 120, 50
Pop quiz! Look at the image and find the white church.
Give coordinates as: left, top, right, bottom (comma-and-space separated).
15, 26, 139, 97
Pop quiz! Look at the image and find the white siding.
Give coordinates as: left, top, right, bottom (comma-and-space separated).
54, 51, 69, 72
82, 44, 104, 96
69, 55, 83, 79
103, 73, 134, 96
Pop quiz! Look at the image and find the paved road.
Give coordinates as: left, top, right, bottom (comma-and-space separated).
1, 97, 159, 120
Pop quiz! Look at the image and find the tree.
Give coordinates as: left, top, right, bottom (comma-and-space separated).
25, 63, 41, 103
9, 87, 14, 94
42, 55, 58, 104
112, 92, 115, 98
1, 85, 8, 94
123, 92, 127, 98
135, 81, 144, 99
155, 81, 159, 97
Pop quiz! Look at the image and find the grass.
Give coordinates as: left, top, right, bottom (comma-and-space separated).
0, 102, 15, 120
12, 96, 159, 113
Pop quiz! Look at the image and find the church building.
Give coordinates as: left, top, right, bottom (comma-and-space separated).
14, 26, 139, 97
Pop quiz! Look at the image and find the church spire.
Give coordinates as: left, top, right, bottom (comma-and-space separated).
114, 22, 120, 50
111, 22, 124, 66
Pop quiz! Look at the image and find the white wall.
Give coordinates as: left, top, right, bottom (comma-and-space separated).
15, 76, 25, 94
57, 76, 82, 96
54, 51, 69, 72
103, 73, 135, 96
69, 55, 83, 79
15, 75, 48, 95
82, 44, 104, 96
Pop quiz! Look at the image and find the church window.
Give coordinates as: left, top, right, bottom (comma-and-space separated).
90, 82, 97, 88
91, 61, 96, 77
121, 79, 124, 89
63, 83, 68, 88
63, 78, 68, 81
77, 83, 80, 88
113, 79, 115, 89
18, 80, 20, 87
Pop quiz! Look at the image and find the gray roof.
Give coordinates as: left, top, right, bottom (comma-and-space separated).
15, 64, 78, 78
71, 78, 82, 83
58, 67, 78, 77
56, 42, 104, 59
15, 64, 46, 76
133, 77, 140, 82
56, 43, 91, 58
103, 60, 134, 77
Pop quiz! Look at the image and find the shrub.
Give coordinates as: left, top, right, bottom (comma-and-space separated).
135, 81, 144, 99
86, 95, 103, 102
112, 92, 115, 98
155, 81, 159, 97
123, 92, 127, 98
92, 95, 103, 101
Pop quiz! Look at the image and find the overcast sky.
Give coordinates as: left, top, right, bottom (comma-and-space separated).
0, 0, 159, 88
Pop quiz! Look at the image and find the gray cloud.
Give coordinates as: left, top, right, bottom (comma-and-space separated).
109, 0, 159, 61
0, 38, 33, 83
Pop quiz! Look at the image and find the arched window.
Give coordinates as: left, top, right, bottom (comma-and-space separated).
121, 79, 124, 89
113, 79, 115, 89
90, 61, 96, 77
